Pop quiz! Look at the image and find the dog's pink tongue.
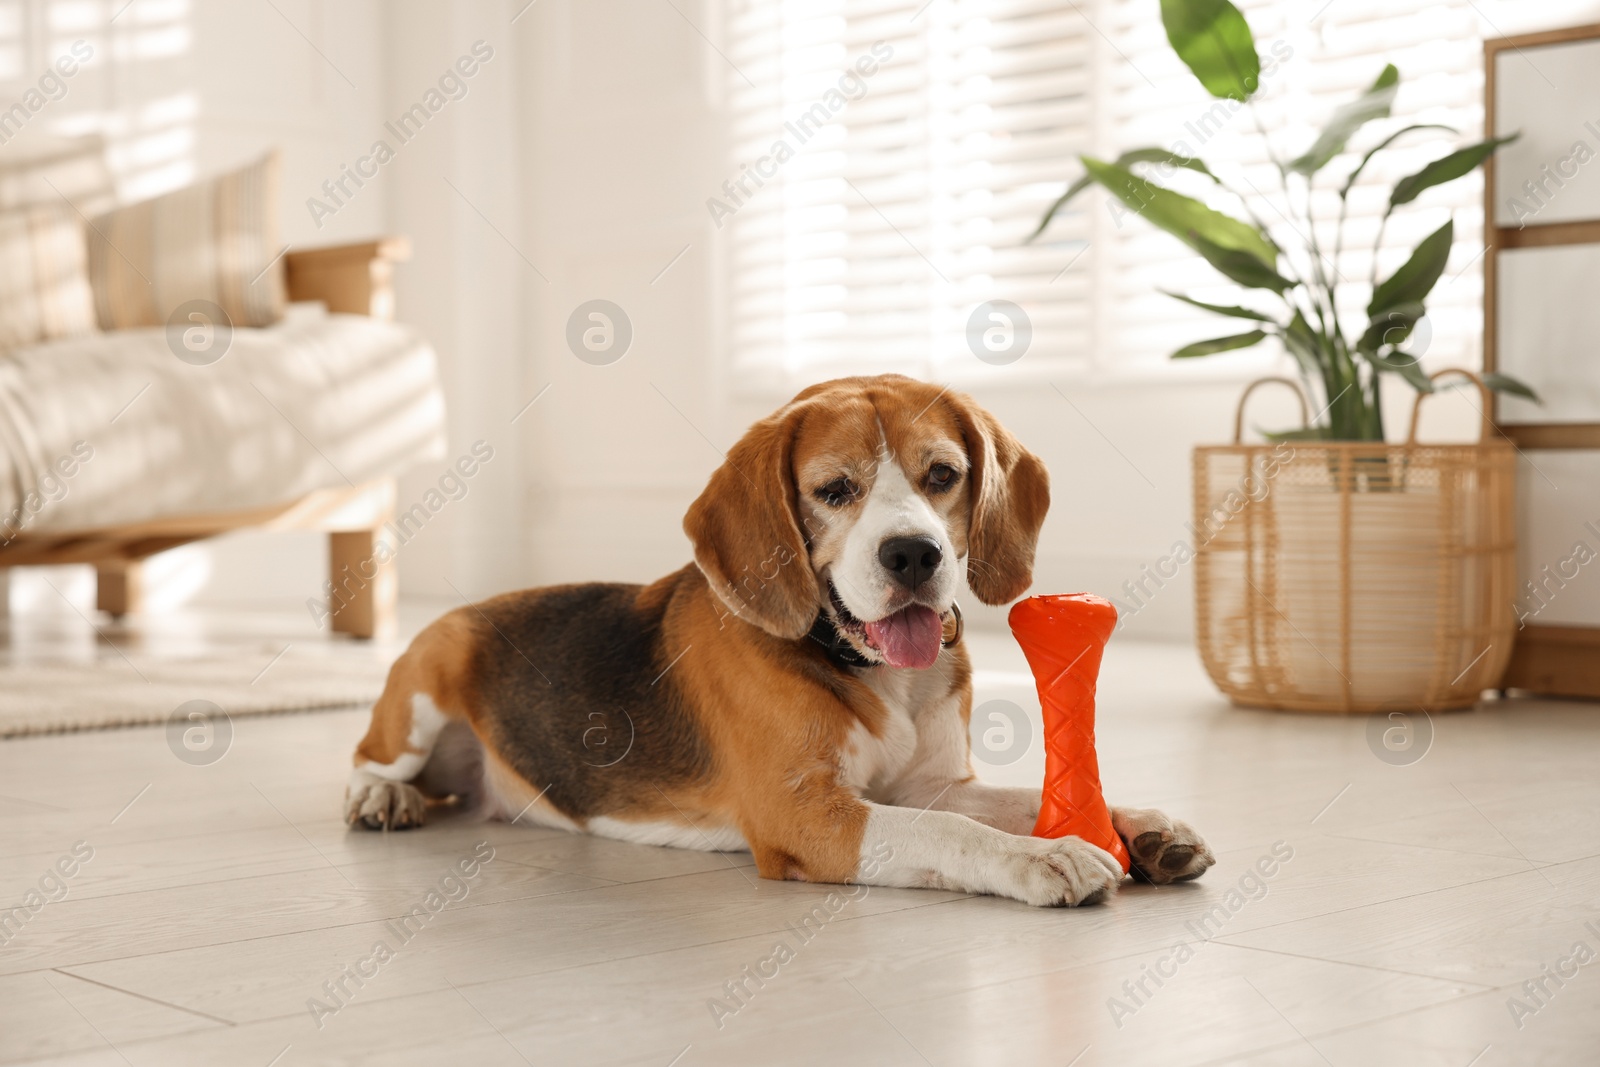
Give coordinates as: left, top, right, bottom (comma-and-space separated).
864, 605, 944, 669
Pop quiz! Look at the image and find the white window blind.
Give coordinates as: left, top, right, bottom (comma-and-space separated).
722, 0, 1580, 385
722, 0, 1097, 384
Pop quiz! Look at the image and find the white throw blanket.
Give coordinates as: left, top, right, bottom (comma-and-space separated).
0, 310, 447, 534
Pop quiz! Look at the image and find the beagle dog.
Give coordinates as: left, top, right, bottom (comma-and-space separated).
345, 375, 1214, 905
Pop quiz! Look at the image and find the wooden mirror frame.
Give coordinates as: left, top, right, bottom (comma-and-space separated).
1484, 22, 1600, 698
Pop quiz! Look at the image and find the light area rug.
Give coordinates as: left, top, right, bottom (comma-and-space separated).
0, 643, 389, 737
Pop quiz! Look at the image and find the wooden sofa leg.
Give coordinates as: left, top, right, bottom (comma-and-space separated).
97, 561, 143, 618
329, 530, 396, 640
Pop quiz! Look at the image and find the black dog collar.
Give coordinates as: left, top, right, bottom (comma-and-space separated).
807, 612, 876, 669
807, 602, 963, 670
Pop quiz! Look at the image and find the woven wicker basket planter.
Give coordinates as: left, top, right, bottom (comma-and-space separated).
1193, 372, 1517, 714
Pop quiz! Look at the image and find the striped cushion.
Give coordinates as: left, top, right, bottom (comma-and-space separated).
0, 203, 97, 354
86, 152, 286, 330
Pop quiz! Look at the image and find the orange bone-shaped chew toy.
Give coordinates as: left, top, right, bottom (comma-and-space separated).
1009, 594, 1130, 874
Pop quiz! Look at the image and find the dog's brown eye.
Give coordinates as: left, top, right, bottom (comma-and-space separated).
814, 478, 857, 507
928, 463, 958, 491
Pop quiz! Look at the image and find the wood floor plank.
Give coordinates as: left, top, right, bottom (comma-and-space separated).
58, 866, 967, 1026
1310, 977, 1600, 1067
871, 940, 1482, 1067
0, 969, 220, 1065
4, 610, 1598, 1064
487, 827, 754, 883
1217, 854, 1600, 988
2, 988, 533, 1067
0, 851, 606, 979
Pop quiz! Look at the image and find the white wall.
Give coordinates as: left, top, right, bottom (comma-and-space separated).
9, 0, 1596, 640
508, 0, 729, 598
201, 0, 1523, 640
441, 0, 1490, 641
378, 0, 528, 603
411, 0, 1593, 643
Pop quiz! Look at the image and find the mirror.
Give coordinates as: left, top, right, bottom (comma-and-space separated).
1515, 452, 1600, 629
1496, 245, 1600, 425
1493, 39, 1600, 229
1486, 23, 1600, 437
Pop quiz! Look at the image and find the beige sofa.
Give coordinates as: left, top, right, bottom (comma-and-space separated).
0, 142, 445, 639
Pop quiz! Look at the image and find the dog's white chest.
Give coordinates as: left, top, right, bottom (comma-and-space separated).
839, 669, 939, 799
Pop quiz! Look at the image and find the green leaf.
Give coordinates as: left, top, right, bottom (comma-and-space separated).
1116, 147, 1221, 182
1356, 300, 1425, 353
1368, 219, 1453, 318
1280, 310, 1325, 383
1389, 135, 1519, 210
1480, 371, 1542, 403
1339, 123, 1457, 199
1081, 156, 1278, 264
1189, 230, 1295, 293
1162, 290, 1276, 321
1290, 65, 1399, 175
1029, 148, 1219, 242
1160, 0, 1261, 102
1284, 310, 1319, 351
1364, 349, 1434, 393
1172, 330, 1269, 358
1028, 181, 1094, 243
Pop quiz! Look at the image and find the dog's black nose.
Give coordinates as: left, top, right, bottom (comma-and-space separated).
879, 535, 942, 590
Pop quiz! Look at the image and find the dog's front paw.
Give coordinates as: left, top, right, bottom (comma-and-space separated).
1001, 836, 1124, 907
1112, 806, 1215, 884
346, 772, 428, 831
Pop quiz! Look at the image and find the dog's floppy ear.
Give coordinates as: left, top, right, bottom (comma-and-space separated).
684, 404, 818, 639
947, 392, 1050, 605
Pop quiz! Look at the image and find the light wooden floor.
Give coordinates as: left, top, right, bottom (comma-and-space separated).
1, 602, 1597, 1066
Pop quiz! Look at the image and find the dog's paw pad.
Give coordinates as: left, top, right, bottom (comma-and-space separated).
1134, 831, 1165, 855
1115, 808, 1215, 885
1159, 844, 1196, 872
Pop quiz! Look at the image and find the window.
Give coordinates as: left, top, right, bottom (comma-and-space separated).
0, 0, 198, 205
722, 0, 1580, 387
723, 0, 1097, 385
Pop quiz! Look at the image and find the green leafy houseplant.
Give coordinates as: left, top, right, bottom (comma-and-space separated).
1031, 0, 1538, 441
